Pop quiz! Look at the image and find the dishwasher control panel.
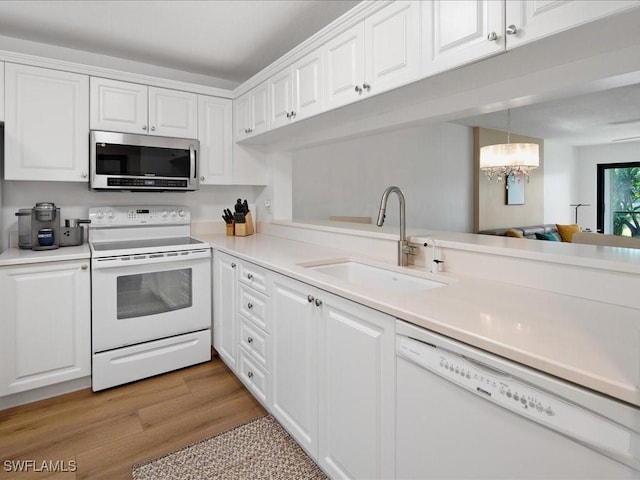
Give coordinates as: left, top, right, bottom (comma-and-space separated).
397, 335, 632, 458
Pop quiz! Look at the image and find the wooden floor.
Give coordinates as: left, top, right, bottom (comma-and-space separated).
0, 356, 266, 479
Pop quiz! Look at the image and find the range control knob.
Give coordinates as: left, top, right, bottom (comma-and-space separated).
107, 211, 115, 219
178, 209, 186, 217
161, 209, 168, 218
170, 210, 177, 217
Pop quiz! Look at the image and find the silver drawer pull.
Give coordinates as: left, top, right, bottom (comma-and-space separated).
247, 371, 254, 379
315, 298, 323, 307
247, 337, 254, 344
247, 273, 253, 280
247, 302, 253, 310
307, 295, 315, 303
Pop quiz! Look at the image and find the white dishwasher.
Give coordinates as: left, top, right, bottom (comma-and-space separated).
396, 320, 640, 479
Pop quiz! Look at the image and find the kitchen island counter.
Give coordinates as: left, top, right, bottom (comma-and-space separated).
198, 232, 640, 408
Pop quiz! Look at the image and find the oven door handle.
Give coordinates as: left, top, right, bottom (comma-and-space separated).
91, 248, 211, 269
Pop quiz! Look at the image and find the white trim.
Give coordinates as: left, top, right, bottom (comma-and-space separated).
0, 48, 234, 98
232, 0, 391, 98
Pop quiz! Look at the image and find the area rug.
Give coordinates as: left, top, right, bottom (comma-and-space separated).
132, 415, 327, 479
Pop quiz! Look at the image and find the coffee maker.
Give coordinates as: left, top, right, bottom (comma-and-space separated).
31, 202, 61, 250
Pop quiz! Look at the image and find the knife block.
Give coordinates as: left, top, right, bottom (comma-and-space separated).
235, 212, 255, 237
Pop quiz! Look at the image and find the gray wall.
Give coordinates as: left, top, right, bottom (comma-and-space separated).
292, 122, 474, 232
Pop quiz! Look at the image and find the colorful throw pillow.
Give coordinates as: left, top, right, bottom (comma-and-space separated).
535, 232, 560, 241
506, 229, 524, 238
556, 224, 580, 242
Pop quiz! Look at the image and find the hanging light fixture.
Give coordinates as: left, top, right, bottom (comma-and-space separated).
480, 110, 539, 182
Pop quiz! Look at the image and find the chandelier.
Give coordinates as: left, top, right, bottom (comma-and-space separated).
479, 110, 539, 182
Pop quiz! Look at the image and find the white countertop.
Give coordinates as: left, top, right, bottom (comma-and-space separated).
0, 244, 90, 266
199, 232, 640, 408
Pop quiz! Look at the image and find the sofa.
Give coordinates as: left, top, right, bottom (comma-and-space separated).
479, 224, 640, 249
478, 224, 560, 239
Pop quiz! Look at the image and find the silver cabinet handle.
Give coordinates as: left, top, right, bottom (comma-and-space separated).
247, 371, 254, 378
142, 125, 147, 131
290, 111, 296, 119
354, 85, 363, 93
200, 176, 205, 181
247, 337, 253, 344
231, 263, 236, 268
286, 112, 291, 119
506, 24, 518, 35
247, 302, 253, 310
81, 264, 88, 270
362, 83, 370, 91
81, 172, 88, 178
487, 31, 499, 41
307, 295, 315, 303
151, 126, 156, 131
315, 298, 323, 307
247, 273, 253, 280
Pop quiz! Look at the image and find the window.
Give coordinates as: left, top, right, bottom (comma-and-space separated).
597, 162, 640, 236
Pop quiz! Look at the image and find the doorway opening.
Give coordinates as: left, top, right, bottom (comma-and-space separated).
597, 162, 640, 236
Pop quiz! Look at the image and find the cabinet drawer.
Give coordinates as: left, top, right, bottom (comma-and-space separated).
238, 284, 269, 332
238, 348, 268, 405
238, 261, 269, 295
239, 316, 269, 368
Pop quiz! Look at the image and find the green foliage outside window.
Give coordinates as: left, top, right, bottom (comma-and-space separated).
612, 166, 640, 237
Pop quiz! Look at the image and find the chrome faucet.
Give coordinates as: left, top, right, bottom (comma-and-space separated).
376, 186, 415, 266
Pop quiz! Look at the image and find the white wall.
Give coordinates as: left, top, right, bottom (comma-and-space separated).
576, 141, 640, 231
0, 181, 261, 251
543, 141, 578, 225
291, 122, 473, 233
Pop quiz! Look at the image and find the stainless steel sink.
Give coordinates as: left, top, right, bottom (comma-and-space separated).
299, 258, 447, 294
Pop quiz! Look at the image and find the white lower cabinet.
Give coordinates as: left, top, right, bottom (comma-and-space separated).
0, 260, 91, 396
0, 62, 5, 122
213, 251, 239, 370
270, 271, 396, 479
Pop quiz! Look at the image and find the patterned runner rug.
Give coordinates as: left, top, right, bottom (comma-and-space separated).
132, 415, 327, 479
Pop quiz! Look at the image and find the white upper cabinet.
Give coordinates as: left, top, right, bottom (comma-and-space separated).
364, 1, 421, 95
197, 95, 232, 185
505, 0, 640, 49
90, 77, 147, 134
90, 77, 198, 138
235, 81, 269, 141
269, 67, 294, 129
422, 0, 505, 77
324, 22, 366, 110
269, 47, 324, 129
148, 86, 198, 138
0, 62, 5, 123
325, 1, 421, 110
5, 63, 89, 182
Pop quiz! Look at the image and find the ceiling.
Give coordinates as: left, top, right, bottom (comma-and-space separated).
453, 83, 640, 147
0, 0, 359, 86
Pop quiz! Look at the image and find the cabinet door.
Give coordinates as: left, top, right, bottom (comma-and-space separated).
90, 77, 148, 134
318, 293, 396, 480
292, 47, 324, 121
0, 62, 4, 123
0, 260, 91, 396
198, 95, 232, 184
505, 0, 640, 49
324, 22, 365, 110
269, 67, 293, 129
251, 81, 270, 136
422, 0, 504, 77
5, 64, 89, 182
364, 0, 421, 95
148, 86, 198, 138
270, 274, 319, 455
213, 251, 238, 371
234, 91, 252, 140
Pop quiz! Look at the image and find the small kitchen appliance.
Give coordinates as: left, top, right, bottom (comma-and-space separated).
60, 218, 91, 247
31, 202, 61, 250
15, 208, 32, 249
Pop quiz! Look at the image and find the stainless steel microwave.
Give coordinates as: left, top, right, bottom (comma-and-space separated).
90, 131, 199, 191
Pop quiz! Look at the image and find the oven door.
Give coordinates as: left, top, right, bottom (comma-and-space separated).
91, 248, 211, 352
